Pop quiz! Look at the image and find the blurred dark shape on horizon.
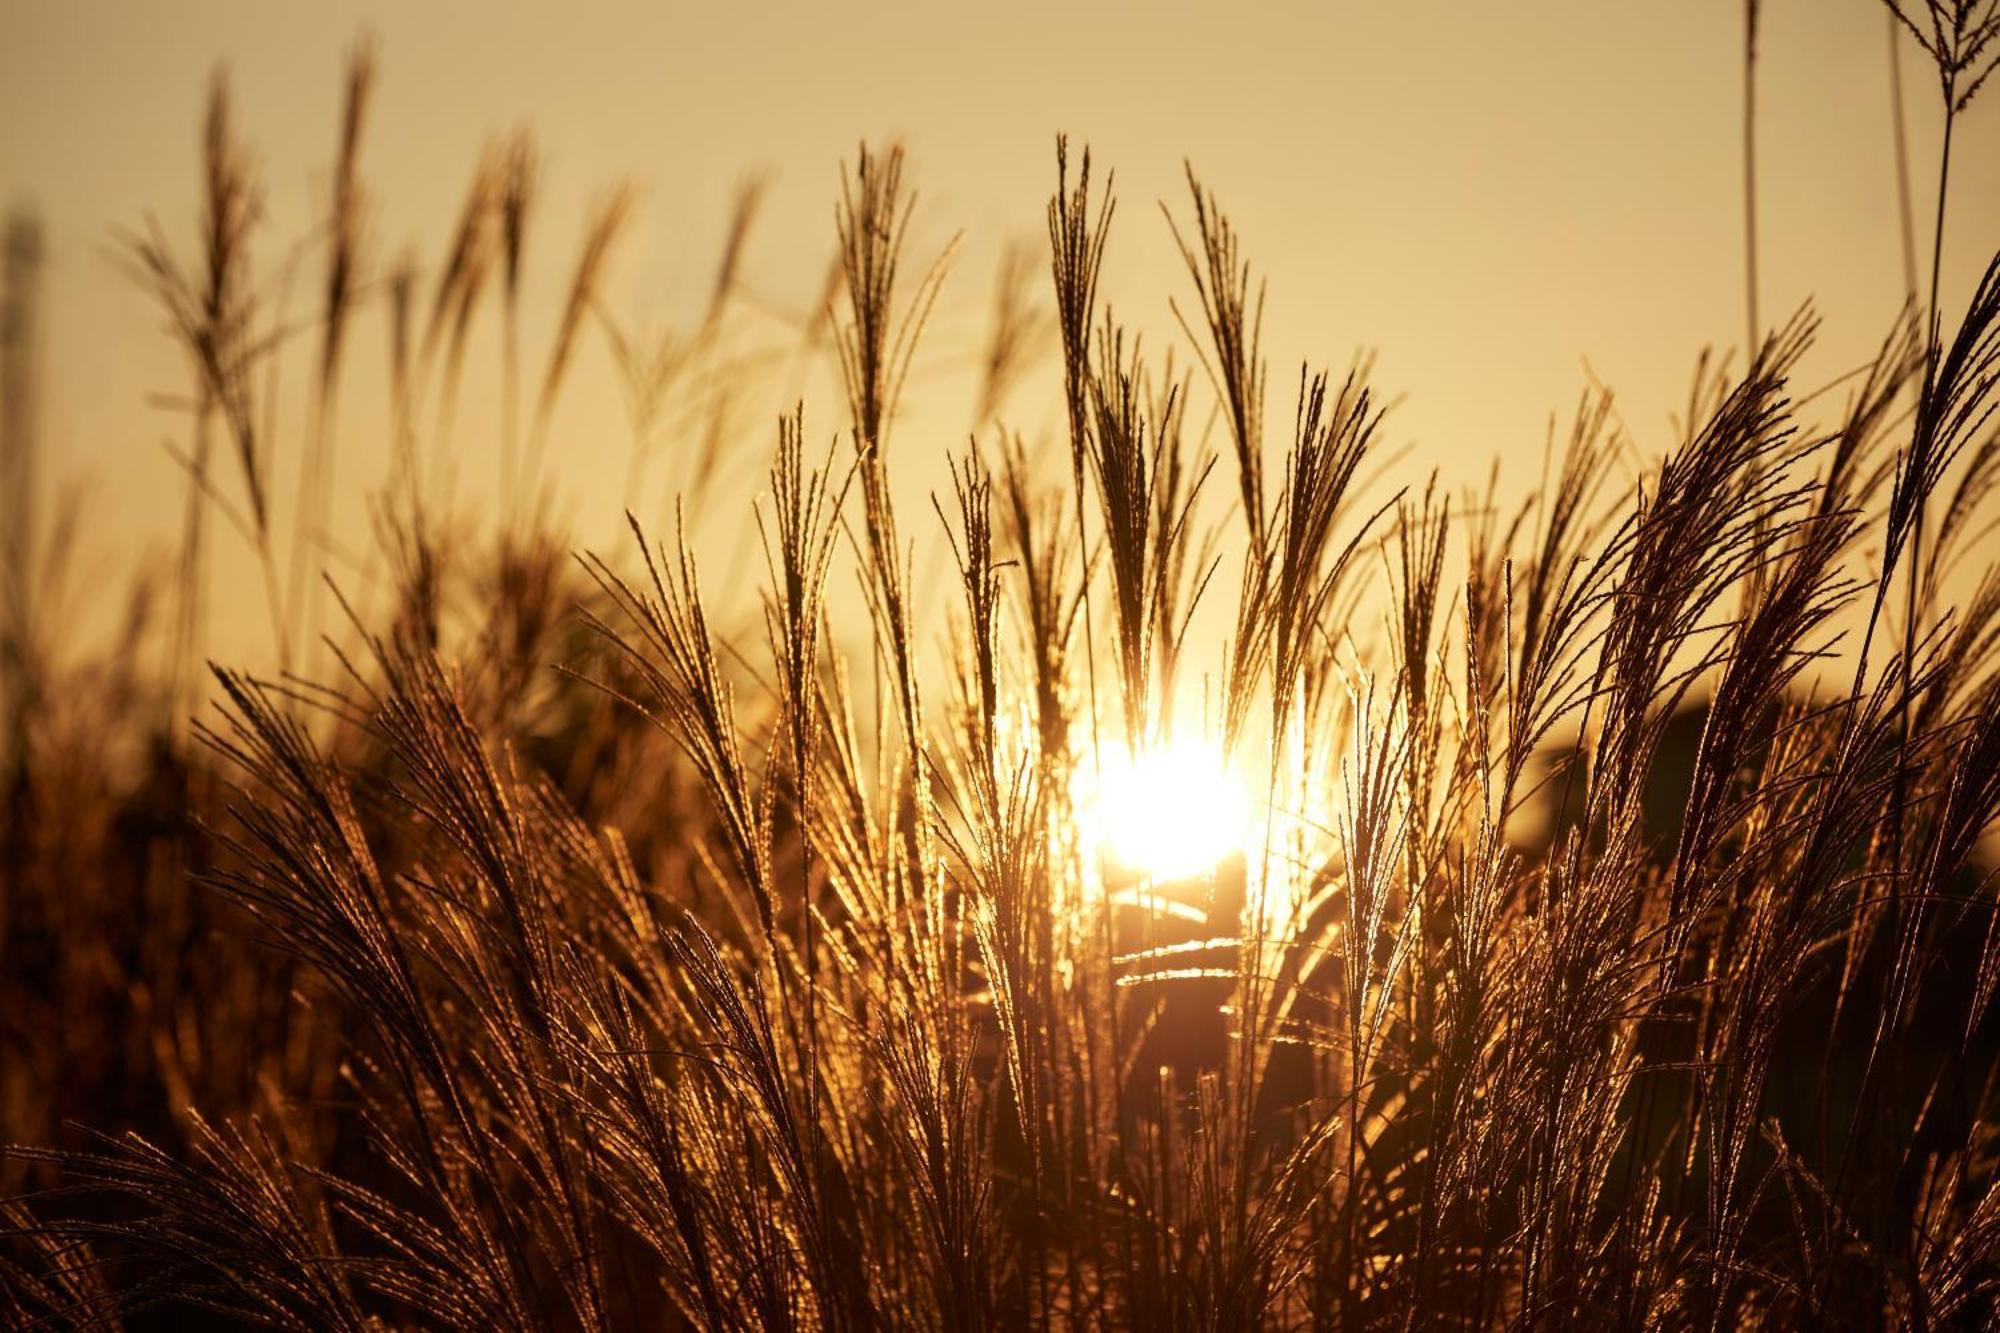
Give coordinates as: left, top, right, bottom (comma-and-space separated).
3, 211, 44, 846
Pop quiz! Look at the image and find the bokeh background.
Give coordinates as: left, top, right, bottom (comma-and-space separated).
3, 0, 1997, 667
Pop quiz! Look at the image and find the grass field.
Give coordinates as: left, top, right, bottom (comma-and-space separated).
5, 4, 2000, 1327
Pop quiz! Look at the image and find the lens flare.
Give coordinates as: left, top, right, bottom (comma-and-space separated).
1078, 736, 1253, 881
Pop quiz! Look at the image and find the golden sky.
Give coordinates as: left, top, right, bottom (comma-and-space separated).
3, 1, 1996, 663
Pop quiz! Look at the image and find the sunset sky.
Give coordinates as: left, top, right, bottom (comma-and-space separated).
3, 1, 1996, 660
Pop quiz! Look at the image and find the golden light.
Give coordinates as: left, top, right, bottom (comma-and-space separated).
1077, 736, 1255, 882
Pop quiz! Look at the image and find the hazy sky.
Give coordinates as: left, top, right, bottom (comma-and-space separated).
3, 1, 1997, 661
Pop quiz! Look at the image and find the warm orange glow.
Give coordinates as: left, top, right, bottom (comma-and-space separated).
1077, 736, 1253, 882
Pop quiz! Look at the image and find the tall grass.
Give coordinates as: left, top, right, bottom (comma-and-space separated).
6, 12, 2000, 1328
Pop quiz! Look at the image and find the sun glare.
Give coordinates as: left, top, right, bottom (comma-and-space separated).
1078, 737, 1254, 882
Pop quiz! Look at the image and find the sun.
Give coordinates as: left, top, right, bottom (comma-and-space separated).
1077, 735, 1255, 882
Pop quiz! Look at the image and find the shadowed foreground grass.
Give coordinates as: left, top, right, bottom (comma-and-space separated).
7, 12, 2000, 1328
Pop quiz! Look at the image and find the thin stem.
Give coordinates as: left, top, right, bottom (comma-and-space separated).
1924, 106, 1955, 378
1901, 99, 1954, 749
1743, 0, 1762, 354
169, 403, 214, 743
1851, 87, 1958, 1217
1888, 10, 1920, 300
502, 294, 520, 532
